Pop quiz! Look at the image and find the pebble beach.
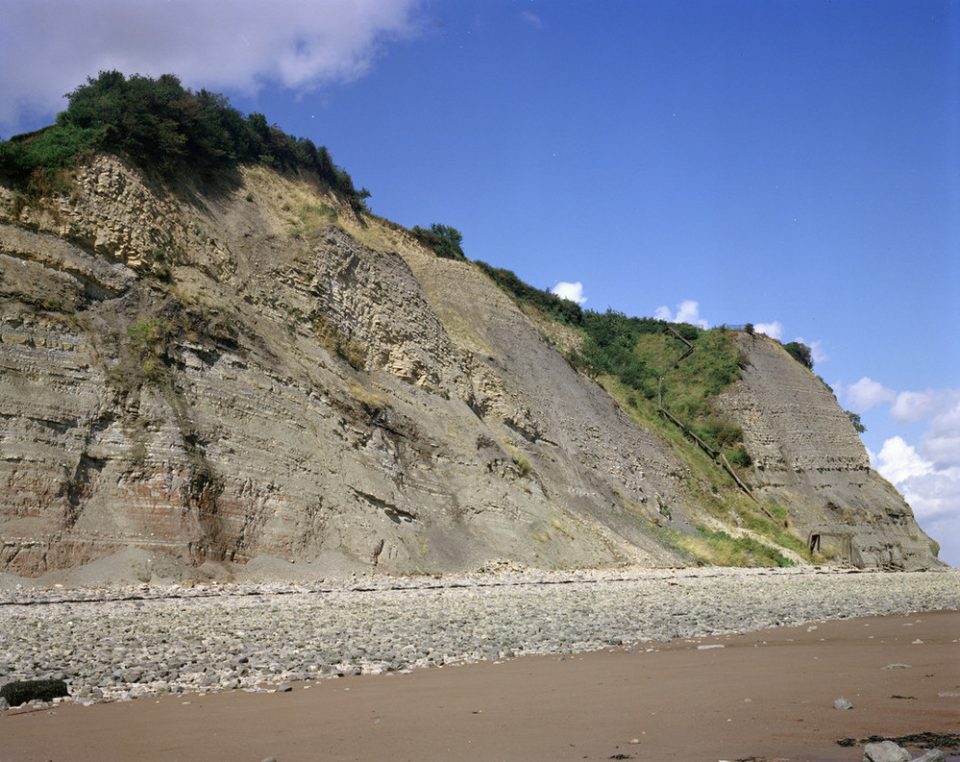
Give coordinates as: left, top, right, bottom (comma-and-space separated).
2, 566, 957, 706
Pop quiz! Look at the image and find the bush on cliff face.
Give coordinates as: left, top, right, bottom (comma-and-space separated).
0, 71, 368, 208
411, 224, 466, 261
475, 261, 585, 326
846, 410, 866, 433
783, 341, 814, 370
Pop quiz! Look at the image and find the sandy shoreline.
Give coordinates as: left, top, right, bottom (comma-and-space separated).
3, 610, 958, 762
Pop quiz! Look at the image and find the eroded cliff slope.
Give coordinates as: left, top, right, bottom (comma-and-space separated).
0, 156, 940, 578
0, 157, 702, 577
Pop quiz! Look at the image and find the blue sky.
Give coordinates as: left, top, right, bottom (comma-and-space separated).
2, 0, 958, 564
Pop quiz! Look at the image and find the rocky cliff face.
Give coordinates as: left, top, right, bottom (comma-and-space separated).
0, 157, 695, 578
0, 157, 940, 578
715, 333, 939, 569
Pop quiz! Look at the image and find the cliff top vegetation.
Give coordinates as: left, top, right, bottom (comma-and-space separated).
0, 71, 368, 209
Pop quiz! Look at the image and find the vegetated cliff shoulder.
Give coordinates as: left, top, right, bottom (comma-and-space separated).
714, 333, 940, 569
0, 153, 711, 580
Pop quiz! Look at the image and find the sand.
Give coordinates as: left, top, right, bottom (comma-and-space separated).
3, 610, 958, 762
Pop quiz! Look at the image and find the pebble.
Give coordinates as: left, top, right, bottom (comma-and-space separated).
863, 740, 910, 762
833, 697, 853, 710
911, 750, 946, 762
0, 568, 956, 704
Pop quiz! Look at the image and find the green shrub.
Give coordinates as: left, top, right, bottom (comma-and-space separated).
475, 261, 584, 325
783, 341, 813, 369
0, 71, 368, 208
514, 453, 533, 476
411, 224, 466, 260
127, 318, 170, 353
726, 446, 753, 467
846, 410, 866, 433
699, 418, 744, 449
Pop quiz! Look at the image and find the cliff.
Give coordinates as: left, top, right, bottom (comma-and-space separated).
714, 333, 938, 569
0, 155, 941, 580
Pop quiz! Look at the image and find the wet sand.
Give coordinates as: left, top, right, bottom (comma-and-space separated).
3, 611, 958, 762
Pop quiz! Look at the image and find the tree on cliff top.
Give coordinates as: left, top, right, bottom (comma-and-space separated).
0, 71, 367, 208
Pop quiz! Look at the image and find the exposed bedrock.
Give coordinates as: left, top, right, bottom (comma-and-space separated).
0, 156, 940, 576
714, 333, 939, 570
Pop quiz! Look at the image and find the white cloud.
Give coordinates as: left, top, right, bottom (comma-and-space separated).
754, 321, 783, 340
845, 376, 896, 412
882, 389, 960, 471
870, 387, 960, 566
874, 434, 960, 565
655, 299, 709, 329
875, 436, 933, 484
920, 396, 960, 469
551, 281, 586, 305
675, 300, 705, 326
898, 469, 960, 523
0, 0, 420, 133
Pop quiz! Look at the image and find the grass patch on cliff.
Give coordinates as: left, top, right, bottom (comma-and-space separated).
739, 504, 810, 558
585, 326, 747, 462
682, 526, 794, 568
289, 200, 337, 239
502, 441, 535, 478
600, 372, 809, 561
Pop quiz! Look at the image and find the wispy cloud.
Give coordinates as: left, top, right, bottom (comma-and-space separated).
891, 388, 960, 426
551, 281, 586, 305
520, 10, 543, 29
0, 0, 420, 133
655, 299, 709, 329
